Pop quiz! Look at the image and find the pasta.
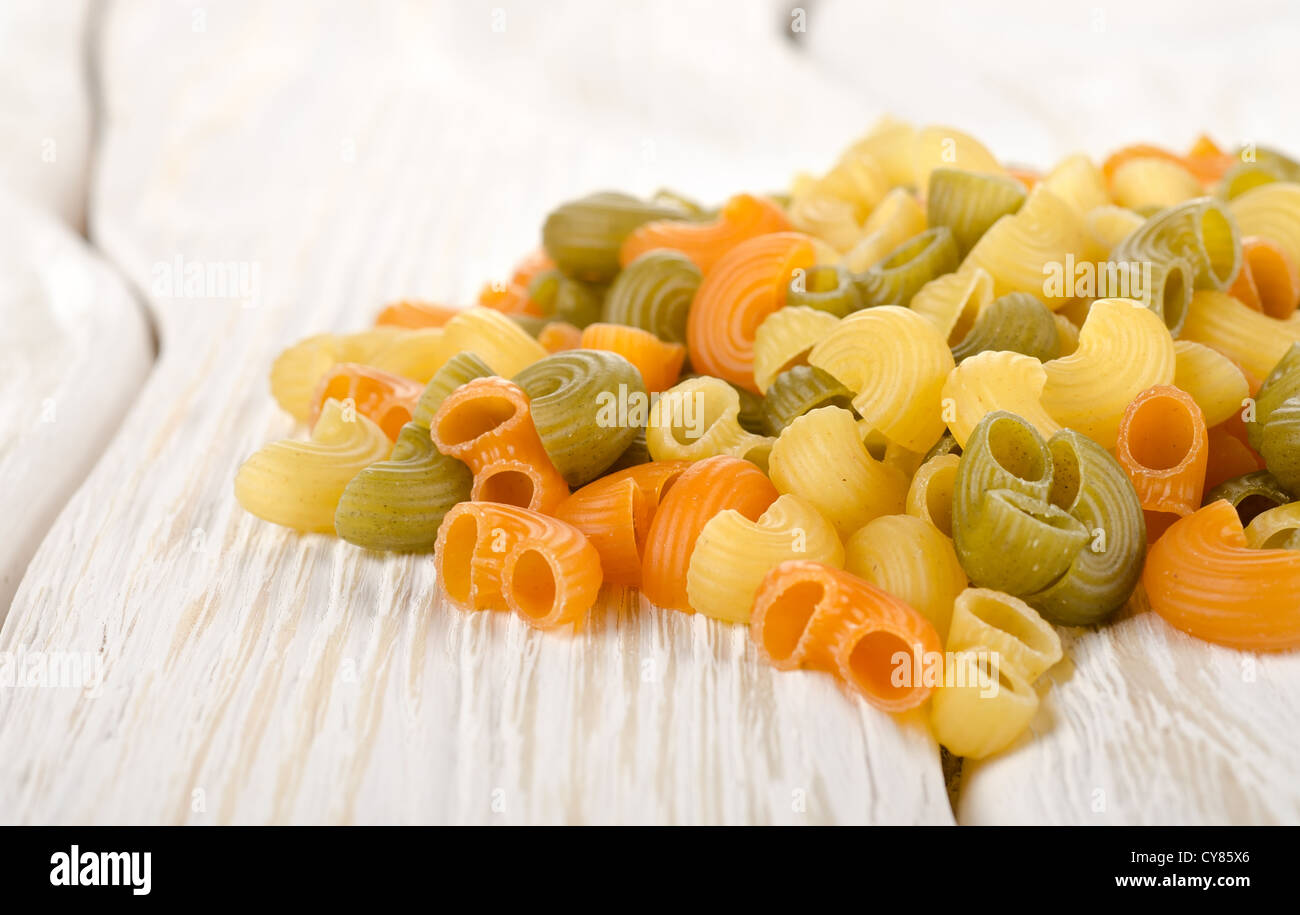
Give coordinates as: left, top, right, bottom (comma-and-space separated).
790, 150, 888, 224
366, 328, 449, 384
430, 376, 570, 513
640, 455, 778, 613
1172, 340, 1250, 428
945, 587, 1062, 682
940, 350, 1061, 449
602, 250, 701, 345
787, 194, 862, 252
375, 300, 460, 328
908, 267, 995, 343
234, 399, 390, 533
929, 649, 1039, 759
844, 514, 966, 639
961, 184, 1087, 307
542, 191, 681, 282
686, 494, 843, 623
926, 168, 1026, 257
1206, 470, 1295, 526
440, 307, 549, 377
269, 328, 402, 422
579, 323, 686, 394
1116, 385, 1209, 540
760, 365, 857, 436
537, 320, 585, 353
809, 305, 954, 452
749, 559, 941, 712
906, 452, 961, 536
645, 375, 773, 465
843, 187, 926, 273
783, 264, 863, 317
853, 227, 959, 310
1247, 342, 1300, 492
1143, 500, 1300, 651
752, 305, 840, 393
949, 292, 1060, 364
410, 351, 494, 429
1182, 290, 1300, 381
1229, 182, 1300, 277
686, 232, 818, 391
513, 350, 647, 486
1243, 502, 1300, 550
1228, 236, 1300, 319
309, 363, 423, 441
525, 269, 606, 328
1109, 157, 1203, 210
435, 501, 602, 630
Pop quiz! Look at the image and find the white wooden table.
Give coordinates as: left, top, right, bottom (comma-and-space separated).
1, 0, 1297, 824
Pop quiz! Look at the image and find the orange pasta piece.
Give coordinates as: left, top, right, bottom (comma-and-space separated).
1205, 423, 1267, 492
374, 300, 460, 328
431, 376, 569, 512
509, 248, 556, 288
686, 232, 817, 392
555, 461, 691, 587
579, 323, 686, 393
537, 321, 583, 353
1228, 237, 1300, 319
619, 193, 790, 274
1102, 142, 1232, 188
1116, 385, 1208, 542
1144, 500, 1300, 651
640, 455, 779, 612
476, 281, 537, 315
751, 560, 942, 712
308, 362, 422, 441
435, 501, 601, 629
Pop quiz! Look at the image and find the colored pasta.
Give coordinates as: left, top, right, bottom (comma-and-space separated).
542, 191, 681, 283
620, 192, 790, 273
1116, 384, 1209, 539
844, 514, 966, 640
601, 250, 701, 345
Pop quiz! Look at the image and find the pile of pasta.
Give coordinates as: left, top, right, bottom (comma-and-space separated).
236, 118, 1300, 760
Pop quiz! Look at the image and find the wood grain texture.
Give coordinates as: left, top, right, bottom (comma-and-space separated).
0, 0, 951, 825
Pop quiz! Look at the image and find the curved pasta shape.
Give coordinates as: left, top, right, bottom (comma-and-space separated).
843, 187, 926, 273
853, 227, 959, 310
1083, 204, 1145, 256
554, 461, 689, 587
790, 150, 888, 223
1205, 426, 1268, 495
1040, 298, 1176, 448
687, 494, 843, 623
1103, 141, 1233, 189
375, 300, 460, 329
1229, 182, 1300, 277
410, 351, 494, 429
430, 376, 569, 513
441, 307, 549, 377
929, 649, 1039, 759
579, 323, 686, 394
786, 194, 862, 252
909, 267, 995, 343
926, 168, 1026, 257
906, 453, 961, 537
1206, 470, 1294, 527
768, 406, 909, 538
845, 514, 966, 639
621, 194, 789, 272
1038, 154, 1110, 218
537, 320, 584, 353
309, 363, 423, 441
946, 587, 1062, 682
640, 455, 779, 613
435, 501, 602, 630
1228, 236, 1300, 319
542, 191, 681, 283
750, 559, 941, 712
760, 365, 856, 436
269, 328, 402, 422
1116, 385, 1209, 537
809, 305, 954, 452
1110, 156, 1202, 210
752, 306, 840, 394
949, 292, 1060, 364
524, 269, 605, 328
234, 399, 390, 533
602, 250, 701, 345
783, 264, 863, 317
940, 350, 1060, 449
645, 375, 772, 464
334, 421, 473, 551
1182, 290, 1300, 382
513, 350, 647, 486
1143, 499, 1300, 650
686, 232, 818, 392
1255, 397, 1300, 494
1172, 340, 1250, 428
366, 328, 449, 384
1244, 502, 1300, 550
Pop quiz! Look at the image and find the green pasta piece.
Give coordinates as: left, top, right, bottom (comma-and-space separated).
334, 422, 473, 552
1247, 343, 1300, 451
1027, 430, 1146, 626
761, 365, 857, 436
1256, 397, 1300, 494
853, 226, 959, 309
955, 488, 1090, 596
411, 351, 494, 429
605, 429, 651, 472
541, 192, 681, 283
1204, 469, 1294, 524
732, 382, 768, 436
786, 264, 862, 317
950, 292, 1060, 363
527, 269, 606, 328
1108, 197, 1241, 333
923, 431, 962, 461
954, 411, 1054, 505
1260, 528, 1300, 550
652, 188, 712, 219
926, 168, 1026, 257
602, 250, 701, 345
513, 350, 646, 486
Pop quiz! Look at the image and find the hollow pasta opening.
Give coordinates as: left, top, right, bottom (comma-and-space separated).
805, 265, 843, 294
759, 578, 824, 661
436, 395, 518, 446
509, 549, 557, 620
846, 630, 914, 703
478, 468, 536, 508
1159, 263, 1189, 331
439, 512, 480, 605
1261, 527, 1300, 550
1239, 494, 1285, 527
1126, 396, 1195, 470
1199, 207, 1237, 286
986, 416, 1047, 483
965, 592, 1057, 659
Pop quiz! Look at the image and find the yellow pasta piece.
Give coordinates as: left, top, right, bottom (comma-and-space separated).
1173, 340, 1251, 427
366, 327, 448, 384
940, 350, 1061, 448
1182, 290, 1300, 383
768, 405, 909, 539
1109, 157, 1202, 210
1084, 204, 1145, 257
686, 493, 843, 623
906, 452, 961, 536
909, 266, 996, 343
945, 588, 1063, 682
846, 116, 920, 188
1229, 182, 1300, 281
752, 306, 841, 394
791, 149, 889, 223
1040, 297, 1176, 448
440, 306, 548, 377
787, 194, 862, 252
930, 650, 1040, 759
1053, 313, 1080, 356
845, 514, 967, 640
1039, 154, 1110, 217
269, 328, 402, 422
234, 399, 391, 533
646, 375, 772, 464
1244, 502, 1300, 549
843, 188, 926, 272
913, 124, 1005, 190
809, 306, 954, 452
